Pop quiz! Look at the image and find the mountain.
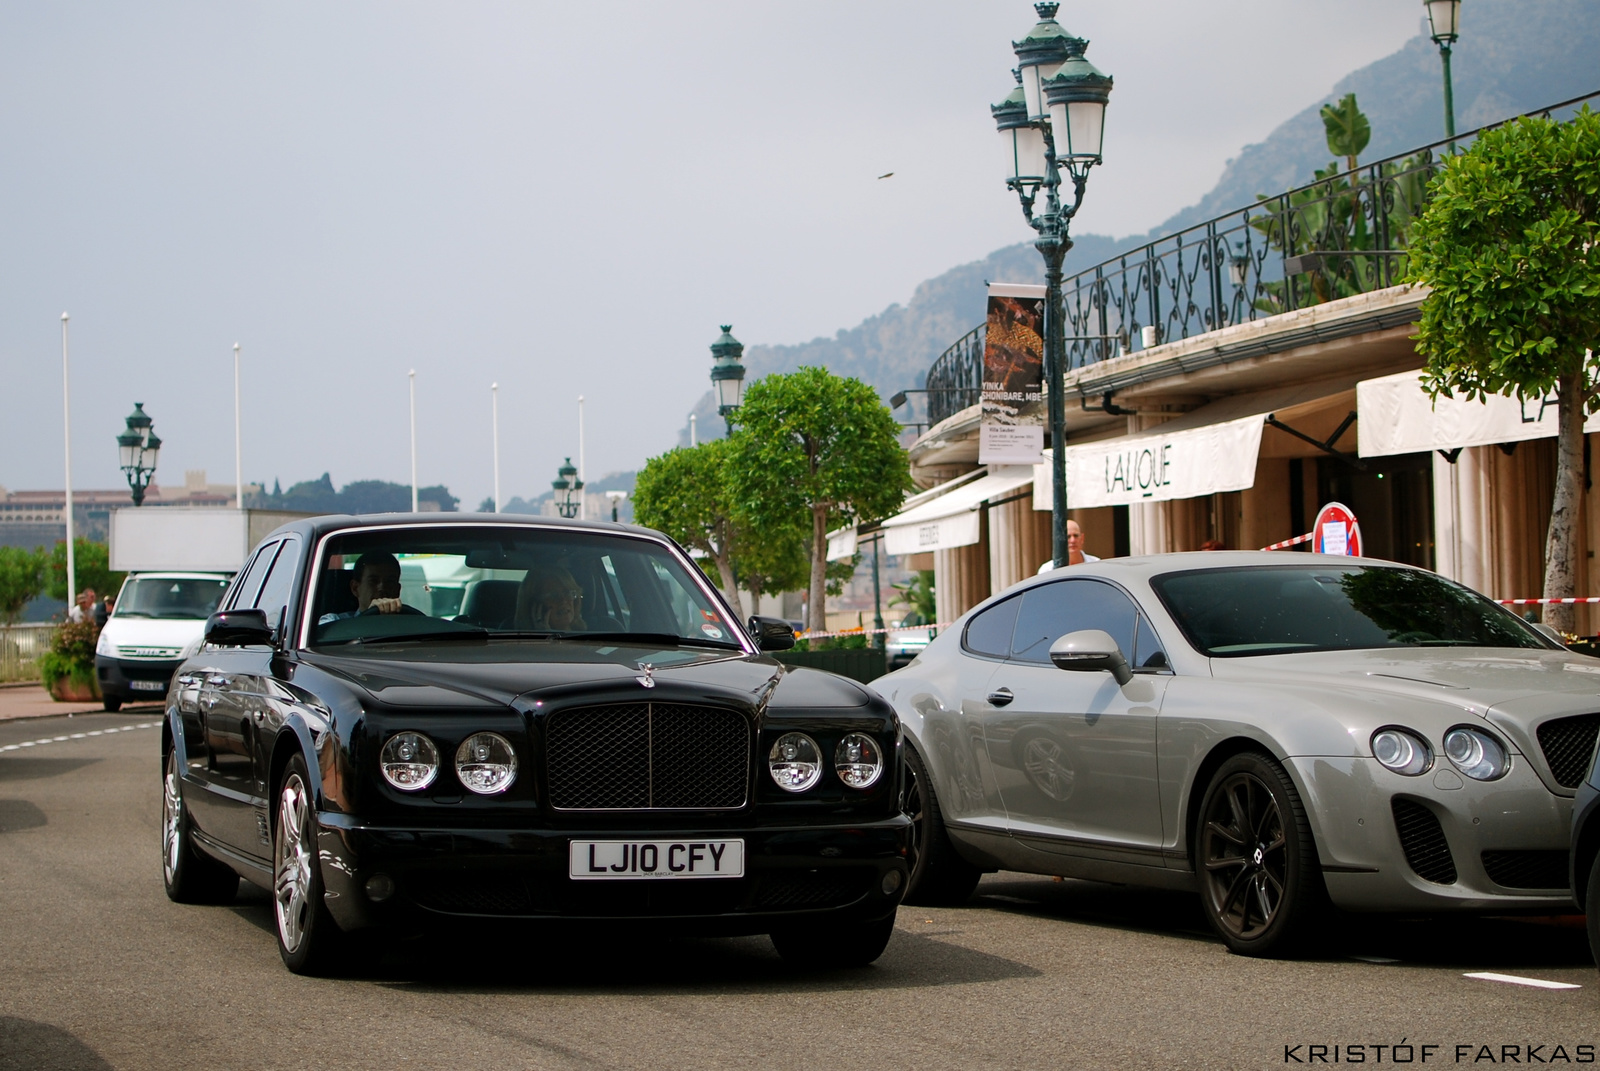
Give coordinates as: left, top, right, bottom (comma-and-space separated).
676, 0, 1598, 445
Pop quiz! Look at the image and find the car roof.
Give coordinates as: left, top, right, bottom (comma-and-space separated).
1029, 550, 1422, 589
257, 511, 665, 546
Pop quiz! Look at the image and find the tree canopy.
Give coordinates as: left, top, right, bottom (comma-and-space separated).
45, 539, 125, 605
0, 546, 47, 626
634, 439, 747, 619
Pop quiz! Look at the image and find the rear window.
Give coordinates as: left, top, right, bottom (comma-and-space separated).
1151, 564, 1548, 657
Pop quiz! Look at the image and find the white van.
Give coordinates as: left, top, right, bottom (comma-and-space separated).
94, 572, 231, 711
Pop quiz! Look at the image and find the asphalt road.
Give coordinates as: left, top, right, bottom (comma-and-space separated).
2, 711, 1597, 1071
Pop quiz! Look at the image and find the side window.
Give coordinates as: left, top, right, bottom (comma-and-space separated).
963, 596, 1021, 658
228, 542, 278, 610
252, 537, 302, 638
1010, 580, 1138, 665
1133, 614, 1168, 670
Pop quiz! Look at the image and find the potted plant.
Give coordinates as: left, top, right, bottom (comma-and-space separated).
38, 619, 101, 702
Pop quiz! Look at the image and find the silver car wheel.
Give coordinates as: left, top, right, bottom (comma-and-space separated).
274, 773, 314, 955
162, 751, 182, 883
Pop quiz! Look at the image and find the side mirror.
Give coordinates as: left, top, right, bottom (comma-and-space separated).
1049, 629, 1133, 686
1531, 622, 1565, 647
205, 609, 274, 648
748, 615, 796, 652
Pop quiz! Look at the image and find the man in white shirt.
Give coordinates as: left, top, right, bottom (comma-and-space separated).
1037, 519, 1100, 574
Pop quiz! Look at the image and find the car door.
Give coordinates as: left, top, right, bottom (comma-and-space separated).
982, 579, 1170, 861
181, 540, 278, 844
924, 595, 1019, 831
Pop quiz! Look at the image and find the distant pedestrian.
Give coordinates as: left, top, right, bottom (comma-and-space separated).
1038, 520, 1100, 573
68, 588, 96, 624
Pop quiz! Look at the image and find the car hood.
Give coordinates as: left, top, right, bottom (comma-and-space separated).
99, 617, 207, 652
297, 648, 873, 713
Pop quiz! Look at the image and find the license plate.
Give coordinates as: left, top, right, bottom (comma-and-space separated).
129, 680, 167, 692
569, 839, 744, 880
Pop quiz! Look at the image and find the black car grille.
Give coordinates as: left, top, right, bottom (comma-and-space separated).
545, 703, 750, 810
1392, 798, 1457, 884
406, 872, 748, 917
409, 873, 547, 915
1481, 850, 1570, 890
1535, 713, 1600, 789
754, 869, 872, 910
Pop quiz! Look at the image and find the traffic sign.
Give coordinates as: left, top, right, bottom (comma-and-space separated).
1313, 502, 1362, 556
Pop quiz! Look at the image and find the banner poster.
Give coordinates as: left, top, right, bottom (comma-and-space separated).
978, 283, 1047, 465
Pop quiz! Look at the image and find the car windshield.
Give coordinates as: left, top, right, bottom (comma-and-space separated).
114, 576, 231, 620
308, 526, 744, 651
1151, 564, 1550, 657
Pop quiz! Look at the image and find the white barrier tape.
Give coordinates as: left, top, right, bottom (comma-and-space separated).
1261, 532, 1315, 551
1497, 597, 1600, 605
0, 721, 160, 753
798, 623, 951, 641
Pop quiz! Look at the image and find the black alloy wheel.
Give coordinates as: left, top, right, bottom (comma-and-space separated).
1196, 751, 1324, 957
901, 745, 982, 906
273, 755, 349, 975
770, 912, 897, 968
1586, 852, 1600, 974
162, 748, 239, 904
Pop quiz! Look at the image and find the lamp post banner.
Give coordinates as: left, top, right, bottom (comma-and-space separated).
978, 283, 1047, 465
1032, 413, 1265, 509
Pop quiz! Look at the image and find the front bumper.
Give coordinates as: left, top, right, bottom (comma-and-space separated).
315, 814, 912, 934
94, 656, 180, 702
1288, 755, 1575, 912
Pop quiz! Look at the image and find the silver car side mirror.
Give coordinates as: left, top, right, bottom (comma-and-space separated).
1049, 629, 1133, 686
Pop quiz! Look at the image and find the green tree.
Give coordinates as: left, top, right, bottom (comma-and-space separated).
1320, 92, 1371, 174
1408, 108, 1600, 632
634, 439, 749, 620
45, 539, 125, 605
727, 367, 912, 632
0, 546, 47, 626
890, 569, 936, 626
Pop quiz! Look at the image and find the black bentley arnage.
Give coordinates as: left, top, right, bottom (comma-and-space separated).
161, 515, 909, 974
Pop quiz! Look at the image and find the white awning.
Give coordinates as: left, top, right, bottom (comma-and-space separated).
1033, 413, 1266, 510
1357, 369, 1600, 457
880, 466, 1035, 556
825, 526, 858, 562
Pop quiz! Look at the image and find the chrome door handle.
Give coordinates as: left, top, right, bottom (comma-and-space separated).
987, 688, 1014, 707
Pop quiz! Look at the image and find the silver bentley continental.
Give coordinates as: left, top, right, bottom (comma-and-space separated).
877, 551, 1600, 956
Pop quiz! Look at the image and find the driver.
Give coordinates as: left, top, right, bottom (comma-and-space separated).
319, 552, 411, 623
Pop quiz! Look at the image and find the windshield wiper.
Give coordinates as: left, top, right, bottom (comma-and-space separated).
355, 628, 490, 645
114, 610, 153, 618
548, 631, 744, 650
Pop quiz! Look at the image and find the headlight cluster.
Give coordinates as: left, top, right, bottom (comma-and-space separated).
767, 731, 884, 793
379, 730, 518, 795
1370, 725, 1508, 781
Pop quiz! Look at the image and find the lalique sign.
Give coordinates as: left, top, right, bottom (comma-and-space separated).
1033, 414, 1266, 510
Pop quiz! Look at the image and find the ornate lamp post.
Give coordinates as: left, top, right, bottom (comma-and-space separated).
1425, 0, 1462, 139
552, 457, 583, 519
116, 403, 162, 506
709, 325, 746, 434
993, 3, 1113, 568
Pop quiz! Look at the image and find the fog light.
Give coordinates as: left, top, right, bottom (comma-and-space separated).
455, 732, 518, 795
881, 870, 904, 896
835, 732, 884, 789
364, 873, 395, 902
768, 732, 822, 792
1444, 727, 1509, 781
380, 732, 439, 791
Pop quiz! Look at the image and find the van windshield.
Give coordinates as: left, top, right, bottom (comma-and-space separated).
115, 577, 231, 620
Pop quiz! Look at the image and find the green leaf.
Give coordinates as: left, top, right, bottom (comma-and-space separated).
1320, 93, 1371, 164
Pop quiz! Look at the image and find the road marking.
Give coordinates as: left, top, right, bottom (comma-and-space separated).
1464, 972, 1583, 990
0, 721, 159, 752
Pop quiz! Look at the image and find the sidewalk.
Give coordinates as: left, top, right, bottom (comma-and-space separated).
0, 682, 163, 722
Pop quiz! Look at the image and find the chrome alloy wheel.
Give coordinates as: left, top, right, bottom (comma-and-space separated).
1200, 771, 1287, 941
274, 773, 315, 955
162, 751, 182, 885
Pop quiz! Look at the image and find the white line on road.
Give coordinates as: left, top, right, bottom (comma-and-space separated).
1464, 972, 1583, 990
0, 721, 159, 752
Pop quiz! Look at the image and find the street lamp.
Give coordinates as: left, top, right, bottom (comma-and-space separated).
710, 325, 746, 434
992, 2, 1113, 568
1425, 0, 1462, 139
605, 490, 628, 523
552, 457, 583, 519
116, 403, 162, 507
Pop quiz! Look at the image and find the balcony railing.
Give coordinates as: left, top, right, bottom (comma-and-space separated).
924, 323, 985, 427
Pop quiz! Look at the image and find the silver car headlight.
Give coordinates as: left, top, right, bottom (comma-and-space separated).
835, 733, 884, 789
380, 731, 440, 791
1371, 728, 1431, 776
768, 732, 822, 792
1443, 727, 1509, 781
455, 732, 517, 795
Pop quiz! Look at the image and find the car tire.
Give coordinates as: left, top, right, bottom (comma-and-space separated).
902, 744, 982, 906
274, 755, 348, 976
1587, 850, 1600, 972
770, 911, 896, 968
162, 748, 239, 904
1196, 751, 1326, 957
103, 697, 122, 712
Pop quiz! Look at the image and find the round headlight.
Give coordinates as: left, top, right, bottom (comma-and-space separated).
835, 732, 884, 789
1371, 728, 1431, 776
380, 731, 439, 791
768, 732, 822, 792
455, 732, 518, 795
1443, 727, 1509, 781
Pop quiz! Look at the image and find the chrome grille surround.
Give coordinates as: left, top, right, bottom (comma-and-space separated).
545, 702, 750, 811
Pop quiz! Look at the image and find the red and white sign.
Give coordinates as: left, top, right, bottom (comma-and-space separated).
1313, 502, 1362, 557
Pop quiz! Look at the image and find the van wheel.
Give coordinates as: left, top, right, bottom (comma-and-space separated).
103, 697, 122, 712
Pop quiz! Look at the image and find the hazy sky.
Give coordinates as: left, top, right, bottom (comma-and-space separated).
2, 2, 1422, 506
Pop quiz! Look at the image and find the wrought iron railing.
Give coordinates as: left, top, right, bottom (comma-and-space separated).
924, 323, 985, 426
1, 623, 52, 682
1059, 90, 1600, 369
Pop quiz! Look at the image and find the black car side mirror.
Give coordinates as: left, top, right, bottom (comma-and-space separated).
1049, 629, 1133, 686
205, 609, 274, 648
748, 615, 796, 652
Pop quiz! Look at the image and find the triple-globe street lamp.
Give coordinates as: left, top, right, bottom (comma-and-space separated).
116, 403, 162, 507
552, 457, 584, 519
993, 3, 1113, 568
1425, 0, 1463, 139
